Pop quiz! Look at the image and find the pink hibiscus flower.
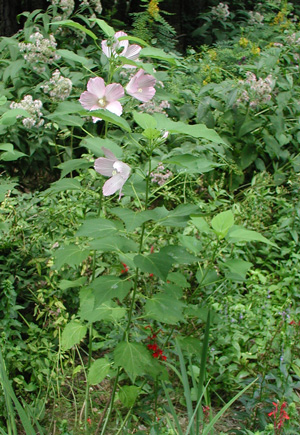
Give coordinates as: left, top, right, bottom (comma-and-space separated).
94, 147, 131, 199
102, 31, 141, 65
126, 69, 156, 102
79, 77, 124, 122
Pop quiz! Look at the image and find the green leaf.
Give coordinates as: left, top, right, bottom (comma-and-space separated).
110, 208, 151, 232
57, 49, 92, 65
61, 320, 87, 351
211, 210, 234, 238
46, 113, 84, 127
226, 226, 276, 246
159, 204, 199, 228
190, 216, 211, 233
53, 245, 90, 270
50, 20, 97, 40
0, 142, 26, 161
134, 252, 173, 281
220, 259, 253, 281
79, 287, 127, 323
80, 137, 122, 158
58, 158, 91, 178
145, 293, 185, 324
59, 277, 87, 290
88, 358, 111, 385
140, 47, 178, 64
160, 245, 198, 264
80, 109, 131, 132
0, 109, 31, 126
154, 113, 226, 144
0, 183, 17, 202
178, 235, 202, 255
0, 96, 7, 105
89, 18, 115, 36
76, 217, 118, 238
118, 385, 140, 407
91, 276, 132, 305
165, 154, 219, 174
117, 35, 149, 46
114, 342, 155, 380
45, 178, 81, 193
133, 111, 157, 130
89, 236, 138, 253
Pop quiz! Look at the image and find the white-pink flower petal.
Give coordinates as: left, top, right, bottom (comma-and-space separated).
94, 157, 115, 176
103, 174, 125, 197
87, 77, 106, 99
126, 69, 156, 102
105, 83, 124, 102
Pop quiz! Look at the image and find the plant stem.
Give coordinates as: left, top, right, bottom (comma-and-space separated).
84, 324, 93, 431
99, 155, 151, 434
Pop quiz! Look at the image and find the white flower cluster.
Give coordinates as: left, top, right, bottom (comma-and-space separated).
150, 163, 172, 186
139, 100, 170, 115
211, 3, 230, 21
19, 31, 61, 72
248, 11, 264, 25
10, 95, 44, 128
41, 69, 72, 101
236, 72, 273, 108
80, 0, 103, 14
286, 33, 300, 46
51, 0, 75, 19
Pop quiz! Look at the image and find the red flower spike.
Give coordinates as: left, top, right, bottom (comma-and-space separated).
87, 418, 92, 425
150, 245, 154, 254
149, 273, 154, 277
161, 355, 167, 361
152, 351, 159, 358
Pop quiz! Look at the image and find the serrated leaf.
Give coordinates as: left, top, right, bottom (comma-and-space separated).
119, 385, 140, 407
226, 226, 276, 246
160, 245, 198, 264
59, 277, 87, 290
58, 158, 91, 178
159, 204, 199, 227
53, 245, 90, 270
134, 252, 173, 281
211, 210, 234, 238
0, 143, 26, 161
89, 236, 137, 253
178, 235, 202, 255
76, 217, 118, 238
145, 293, 185, 324
91, 276, 132, 305
88, 358, 111, 385
190, 216, 211, 233
50, 20, 97, 40
79, 287, 126, 323
45, 178, 81, 193
61, 320, 87, 350
0, 183, 17, 202
114, 342, 155, 380
79, 109, 131, 132
220, 259, 253, 281
110, 208, 151, 231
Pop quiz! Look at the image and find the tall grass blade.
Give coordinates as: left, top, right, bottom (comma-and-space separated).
201, 378, 258, 435
185, 380, 210, 435
162, 381, 184, 435
0, 348, 36, 435
196, 310, 211, 433
175, 338, 195, 435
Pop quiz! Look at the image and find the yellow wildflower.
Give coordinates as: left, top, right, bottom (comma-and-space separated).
251, 45, 261, 55
148, 0, 160, 19
239, 37, 249, 48
208, 49, 217, 60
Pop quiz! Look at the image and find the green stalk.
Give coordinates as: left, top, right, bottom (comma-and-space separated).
99, 155, 151, 434
84, 324, 93, 431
